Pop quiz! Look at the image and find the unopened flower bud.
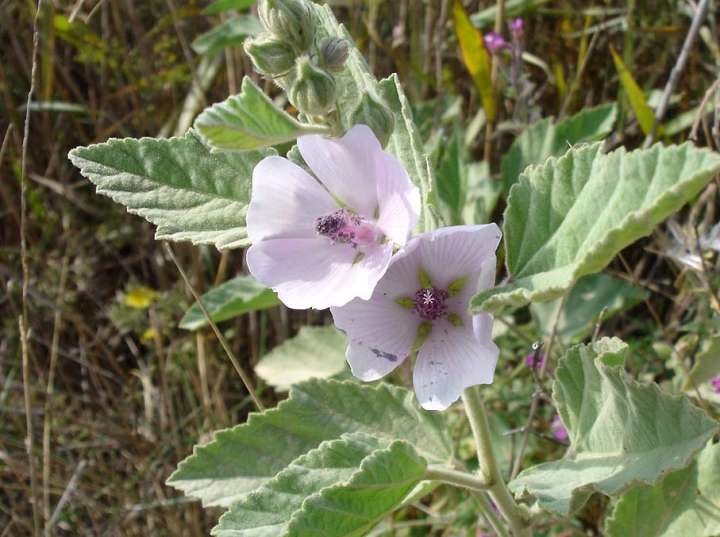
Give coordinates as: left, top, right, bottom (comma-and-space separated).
351, 93, 395, 147
510, 17, 524, 41
319, 37, 350, 71
290, 57, 336, 116
244, 34, 296, 77
258, 0, 315, 52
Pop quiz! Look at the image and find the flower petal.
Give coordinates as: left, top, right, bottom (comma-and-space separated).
298, 125, 381, 217
247, 238, 393, 310
375, 152, 421, 245
344, 341, 409, 382
417, 225, 502, 289
413, 318, 499, 411
247, 156, 338, 242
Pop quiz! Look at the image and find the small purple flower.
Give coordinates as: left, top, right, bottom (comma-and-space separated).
484, 32, 508, 53
246, 125, 420, 310
510, 18, 524, 40
331, 225, 502, 410
710, 375, 720, 394
525, 352, 545, 369
551, 414, 569, 442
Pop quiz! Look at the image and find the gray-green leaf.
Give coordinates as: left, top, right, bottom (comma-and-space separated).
501, 103, 617, 192
213, 433, 427, 537
167, 379, 453, 507
179, 275, 279, 330
510, 338, 719, 516
255, 326, 347, 391
605, 442, 720, 537
195, 77, 328, 151
191, 15, 262, 55
472, 143, 720, 314
68, 131, 269, 249
684, 336, 720, 391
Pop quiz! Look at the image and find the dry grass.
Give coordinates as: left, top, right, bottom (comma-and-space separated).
1, 0, 718, 535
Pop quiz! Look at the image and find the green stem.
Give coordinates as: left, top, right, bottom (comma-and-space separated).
462, 386, 531, 537
472, 490, 511, 537
425, 466, 490, 491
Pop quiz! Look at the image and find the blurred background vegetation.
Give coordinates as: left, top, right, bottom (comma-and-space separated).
2, 0, 719, 535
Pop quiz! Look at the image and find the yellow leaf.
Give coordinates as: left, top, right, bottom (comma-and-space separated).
452, 0, 496, 121
125, 286, 158, 309
610, 46, 659, 136
553, 61, 566, 102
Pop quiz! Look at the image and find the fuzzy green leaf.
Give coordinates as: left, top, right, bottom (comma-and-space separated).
684, 336, 720, 390
195, 77, 328, 151
472, 143, 720, 314
213, 433, 427, 537
605, 442, 720, 537
179, 275, 279, 330
168, 379, 453, 507
191, 14, 262, 55
255, 326, 348, 391
510, 338, 719, 516
68, 131, 269, 249
500, 103, 617, 192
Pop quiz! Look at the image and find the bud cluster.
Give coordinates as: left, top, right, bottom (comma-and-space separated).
245, 0, 395, 145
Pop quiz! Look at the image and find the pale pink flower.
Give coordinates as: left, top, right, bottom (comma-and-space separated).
484, 31, 508, 53
331, 225, 502, 410
246, 125, 420, 310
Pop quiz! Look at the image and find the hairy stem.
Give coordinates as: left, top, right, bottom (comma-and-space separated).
462, 386, 530, 537
472, 490, 511, 537
425, 466, 490, 491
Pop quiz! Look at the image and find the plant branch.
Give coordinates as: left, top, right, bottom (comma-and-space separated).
462, 387, 530, 537
426, 466, 490, 491
472, 490, 511, 537
164, 243, 265, 412
644, 0, 709, 147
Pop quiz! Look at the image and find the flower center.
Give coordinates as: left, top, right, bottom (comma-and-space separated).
413, 287, 449, 321
315, 208, 378, 247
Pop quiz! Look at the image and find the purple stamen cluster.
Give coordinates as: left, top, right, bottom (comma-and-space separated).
413, 287, 449, 321
315, 208, 362, 243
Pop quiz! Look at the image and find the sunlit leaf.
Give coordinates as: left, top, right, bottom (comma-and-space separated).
255, 326, 347, 391
452, 0, 495, 121
510, 338, 718, 516
605, 442, 720, 537
195, 77, 328, 151
472, 143, 720, 314
179, 275, 279, 330
202, 0, 256, 15
610, 46, 658, 136
69, 132, 270, 249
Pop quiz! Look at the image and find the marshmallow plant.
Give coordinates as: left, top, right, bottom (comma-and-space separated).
68, 0, 720, 535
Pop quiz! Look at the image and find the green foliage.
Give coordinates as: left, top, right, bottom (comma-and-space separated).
472, 143, 720, 314
610, 46, 659, 136
202, 0, 257, 15
500, 103, 617, 192
510, 338, 718, 516
214, 433, 427, 537
435, 128, 466, 224
179, 275, 279, 330
531, 273, 647, 342
195, 77, 328, 151
604, 442, 720, 537
255, 326, 347, 391
191, 15, 262, 55
685, 336, 720, 390
68, 132, 270, 249
167, 379, 454, 507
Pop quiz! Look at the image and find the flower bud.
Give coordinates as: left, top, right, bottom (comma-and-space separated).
290, 57, 336, 116
244, 34, 296, 77
258, 0, 315, 52
319, 37, 350, 71
351, 93, 395, 147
